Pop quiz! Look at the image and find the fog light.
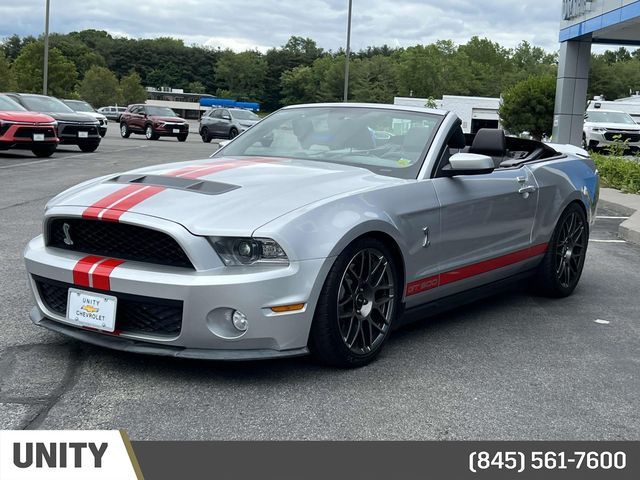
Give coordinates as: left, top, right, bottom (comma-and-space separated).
232, 310, 248, 332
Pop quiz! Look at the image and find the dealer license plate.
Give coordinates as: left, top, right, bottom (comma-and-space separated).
172, 129, 180, 134
33, 133, 45, 142
66, 288, 117, 332
78, 131, 89, 138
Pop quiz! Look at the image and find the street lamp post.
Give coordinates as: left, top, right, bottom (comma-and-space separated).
343, 0, 353, 102
43, 0, 51, 95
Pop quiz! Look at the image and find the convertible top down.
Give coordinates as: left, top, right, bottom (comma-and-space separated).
24, 103, 599, 367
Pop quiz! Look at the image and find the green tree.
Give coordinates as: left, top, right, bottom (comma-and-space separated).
187, 81, 206, 93
120, 71, 147, 105
2, 34, 36, 61
13, 41, 78, 96
215, 50, 267, 101
79, 65, 121, 107
0, 50, 17, 90
499, 75, 556, 139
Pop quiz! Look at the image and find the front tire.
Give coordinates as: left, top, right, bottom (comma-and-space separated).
201, 127, 212, 143
79, 142, 99, 153
120, 123, 130, 138
533, 203, 588, 298
145, 125, 159, 140
31, 145, 56, 158
177, 134, 188, 142
309, 237, 400, 368
229, 128, 238, 139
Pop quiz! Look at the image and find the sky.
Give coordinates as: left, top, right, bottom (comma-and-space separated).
0, 0, 564, 53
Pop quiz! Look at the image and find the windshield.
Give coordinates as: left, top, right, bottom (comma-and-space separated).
232, 109, 259, 121
146, 106, 178, 117
0, 95, 26, 111
64, 100, 95, 112
586, 111, 636, 125
216, 106, 443, 179
20, 95, 75, 113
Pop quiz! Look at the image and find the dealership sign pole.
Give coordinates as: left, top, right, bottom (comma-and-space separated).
343, 0, 353, 102
43, 0, 50, 95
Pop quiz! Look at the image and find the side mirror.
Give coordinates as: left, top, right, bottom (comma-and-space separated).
442, 153, 495, 176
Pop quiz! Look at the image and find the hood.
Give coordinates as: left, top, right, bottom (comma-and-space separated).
150, 116, 186, 123
0, 111, 56, 123
585, 121, 640, 130
45, 112, 99, 124
49, 156, 403, 236
78, 111, 107, 121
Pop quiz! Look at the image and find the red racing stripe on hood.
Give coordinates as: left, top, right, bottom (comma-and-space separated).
82, 158, 280, 222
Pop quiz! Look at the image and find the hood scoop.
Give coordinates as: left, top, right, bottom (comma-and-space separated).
110, 174, 241, 195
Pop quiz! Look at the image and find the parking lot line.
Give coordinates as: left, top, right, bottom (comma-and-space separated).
596, 216, 630, 220
589, 239, 626, 243
0, 145, 149, 170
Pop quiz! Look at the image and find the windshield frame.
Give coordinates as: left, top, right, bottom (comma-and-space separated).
19, 95, 76, 114
212, 105, 445, 180
63, 100, 95, 113
146, 106, 179, 117
0, 95, 27, 112
585, 110, 637, 125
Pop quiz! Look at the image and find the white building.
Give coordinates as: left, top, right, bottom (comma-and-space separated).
394, 95, 501, 134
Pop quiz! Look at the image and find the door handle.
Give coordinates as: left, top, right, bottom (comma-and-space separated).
518, 185, 537, 194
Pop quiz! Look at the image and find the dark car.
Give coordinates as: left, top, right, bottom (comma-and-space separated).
119, 105, 189, 141
0, 94, 59, 157
199, 108, 260, 142
6, 93, 101, 152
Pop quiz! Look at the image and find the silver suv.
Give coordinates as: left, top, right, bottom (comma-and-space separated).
199, 108, 260, 142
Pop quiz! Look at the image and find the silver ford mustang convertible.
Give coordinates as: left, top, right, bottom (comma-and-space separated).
24, 103, 599, 367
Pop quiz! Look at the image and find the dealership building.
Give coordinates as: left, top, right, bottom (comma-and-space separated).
554, 0, 640, 145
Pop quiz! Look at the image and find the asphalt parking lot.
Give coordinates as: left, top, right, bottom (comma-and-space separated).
1, 127, 639, 440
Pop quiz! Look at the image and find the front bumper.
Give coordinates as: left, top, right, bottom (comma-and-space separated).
24, 232, 329, 360
586, 131, 640, 148
0, 124, 58, 149
154, 124, 189, 137
58, 122, 101, 145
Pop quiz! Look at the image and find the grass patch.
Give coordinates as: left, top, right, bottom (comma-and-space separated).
591, 153, 640, 194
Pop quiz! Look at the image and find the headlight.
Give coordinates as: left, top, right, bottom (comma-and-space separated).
591, 127, 606, 133
209, 237, 289, 266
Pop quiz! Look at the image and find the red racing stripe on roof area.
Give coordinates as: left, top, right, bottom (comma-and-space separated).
405, 243, 548, 297
91, 258, 126, 290
72, 255, 104, 287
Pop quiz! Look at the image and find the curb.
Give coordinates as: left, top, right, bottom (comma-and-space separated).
599, 188, 640, 246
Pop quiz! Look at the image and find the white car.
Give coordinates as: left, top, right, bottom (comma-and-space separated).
583, 109, 640, 150
62, 99, 108, 137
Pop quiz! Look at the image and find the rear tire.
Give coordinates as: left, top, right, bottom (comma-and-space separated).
229, 128, 238, 139
309, 237, 400, 368
31, 145, 56, 158
533, 203, 588, 298
120, 123, 130, 138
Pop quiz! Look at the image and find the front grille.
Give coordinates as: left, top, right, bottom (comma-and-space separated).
59, 125, 98, 137
47, 218, 194, 269
34, 276, 183, 337
604, 131, 640, 142
14, 127, 56, 139
0, 124, 10, 136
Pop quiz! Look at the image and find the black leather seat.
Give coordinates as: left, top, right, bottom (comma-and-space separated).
469, 129, 507, 167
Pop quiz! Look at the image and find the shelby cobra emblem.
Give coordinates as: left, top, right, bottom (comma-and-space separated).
24, 103, 599, 367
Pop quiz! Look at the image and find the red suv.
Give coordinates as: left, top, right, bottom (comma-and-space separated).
0, 94, 58, 157
120, 104, 189, 142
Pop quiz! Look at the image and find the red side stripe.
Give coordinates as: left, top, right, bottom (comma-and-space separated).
100, 186, 166, 222
72, 255, 104, 287
92, 258, 126, 290
406, 243, 548, 296
82, 184, 144, 219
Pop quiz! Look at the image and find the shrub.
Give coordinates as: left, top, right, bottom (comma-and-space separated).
592, 153, 640, 194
